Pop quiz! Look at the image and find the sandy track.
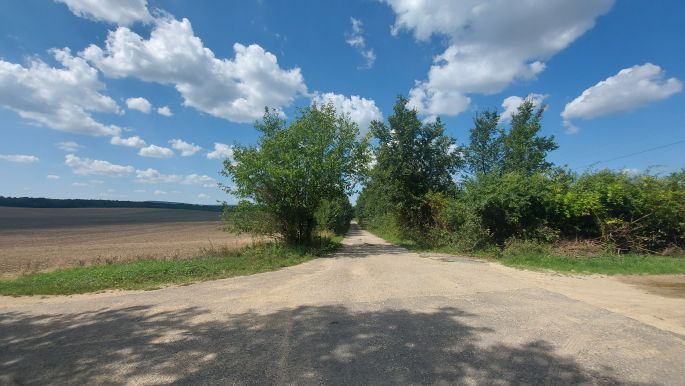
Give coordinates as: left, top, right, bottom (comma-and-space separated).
1, 223, 683, 385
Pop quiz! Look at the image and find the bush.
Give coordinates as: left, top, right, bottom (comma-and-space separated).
314, 195, 354, 235
561, 169, 685, 253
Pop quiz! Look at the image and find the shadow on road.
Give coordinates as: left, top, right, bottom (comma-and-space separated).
0, 304, 642, 385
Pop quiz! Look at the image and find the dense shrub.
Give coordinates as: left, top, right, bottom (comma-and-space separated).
315, 195, 354, 235
560, 169, 685, 253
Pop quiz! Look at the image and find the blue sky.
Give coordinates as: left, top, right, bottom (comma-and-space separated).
1, 0, 683, 205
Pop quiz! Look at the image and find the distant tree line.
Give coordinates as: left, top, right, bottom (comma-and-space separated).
0, 196, 223, 212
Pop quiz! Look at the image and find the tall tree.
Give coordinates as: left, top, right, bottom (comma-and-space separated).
222, 104, 369, 245
502, 100, 558, 174
370, 96, 462, 231
465, 110, 503, 175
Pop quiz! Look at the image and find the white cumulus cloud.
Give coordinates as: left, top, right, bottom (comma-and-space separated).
47, 174, 61, 180
126, 97, 152, 113
169, 139, 201, 156
561, 63, 682, 133
56, 0, 152, 25
0, 154, 39, 163
206, 143, 234, 160
384, 0, 614, 118
0, 48, 122, 136
501, 93, 548, 122
346, 17, 376, 70
82, 17, 307, 123
311, 92, 382, 133
111, 135, 146, 148
138, 144, 174, 158
157, 106, 173, 117
65, 154, 134, 176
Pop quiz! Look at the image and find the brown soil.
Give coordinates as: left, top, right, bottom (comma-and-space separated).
0, 208, 253, 278
617, 275, 685, 298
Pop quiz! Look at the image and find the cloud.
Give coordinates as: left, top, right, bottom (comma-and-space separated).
0, 48, 122, 136
65, 154, 134, 176
55, 0, 152, 25
182, 174, 217, 187
501, 93, 548, 122
154, 189, 167, 195
206, 143, 234, 160
55, 141, 82, 152
135, 168, 216, 187
82, 17, 307, 123
138, 144, 174, 158
126, 97, 151, 113
0, 154, 39, 163
561, 63, 682, 132
311, 92, 382, 133
197, 193, 210, 199
384, 0, 614, 118
346, 17, 376, 70
621, 168, 640, 176
111, 135, 146, 148
47, 175, 60, 180
134, 189, 146, 193
169, 139, 201, 156
157, 106, 173, 117
72, 182, 88, 187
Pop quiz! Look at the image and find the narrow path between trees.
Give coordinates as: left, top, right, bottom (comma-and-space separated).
1, 223, 684, 384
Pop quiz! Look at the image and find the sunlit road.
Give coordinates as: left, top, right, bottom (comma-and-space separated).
1, 223, 684, 385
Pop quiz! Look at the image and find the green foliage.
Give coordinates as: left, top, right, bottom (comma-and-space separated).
358, 94, 684, 262
314, 194, 354, 235
222, 104, 368, 245
560, 169, 685, 253
367, 96, 462, 234
501, 100, 558, 174
464, 110, 503, 175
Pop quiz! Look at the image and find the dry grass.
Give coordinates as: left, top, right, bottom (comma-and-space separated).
0, 207, 255, 278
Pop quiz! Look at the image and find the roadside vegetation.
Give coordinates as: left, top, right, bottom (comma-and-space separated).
0, 238, 341, 296
357, 96, 685, 274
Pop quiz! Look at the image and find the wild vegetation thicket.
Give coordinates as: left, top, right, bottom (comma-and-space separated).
356, 96, 685, 262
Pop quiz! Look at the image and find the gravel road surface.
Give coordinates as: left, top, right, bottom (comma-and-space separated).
1, 223, 684, 385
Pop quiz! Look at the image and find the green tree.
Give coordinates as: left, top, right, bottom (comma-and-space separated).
502, 100, 558, 174
464, 110, 503, 175
369, 96, 462, 233
222, 104, 369, 245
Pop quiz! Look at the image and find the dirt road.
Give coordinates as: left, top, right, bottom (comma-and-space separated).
1, 224, 684, 385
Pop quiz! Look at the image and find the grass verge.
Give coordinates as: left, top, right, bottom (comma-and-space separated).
362, 222, 685, 275
499, 252, 685, 275
0, 237, 341, 296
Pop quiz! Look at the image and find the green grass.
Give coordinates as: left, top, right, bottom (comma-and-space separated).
499, 252, 685, 275
362, 221, 685, 275
0, 237, 341, 296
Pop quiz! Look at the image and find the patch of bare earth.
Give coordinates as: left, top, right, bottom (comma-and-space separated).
617, 275, 685, 298
0, 208, 253, 278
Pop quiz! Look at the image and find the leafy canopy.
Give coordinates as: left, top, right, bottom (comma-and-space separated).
222, 104, 369, 244
368, 96, 462, 231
